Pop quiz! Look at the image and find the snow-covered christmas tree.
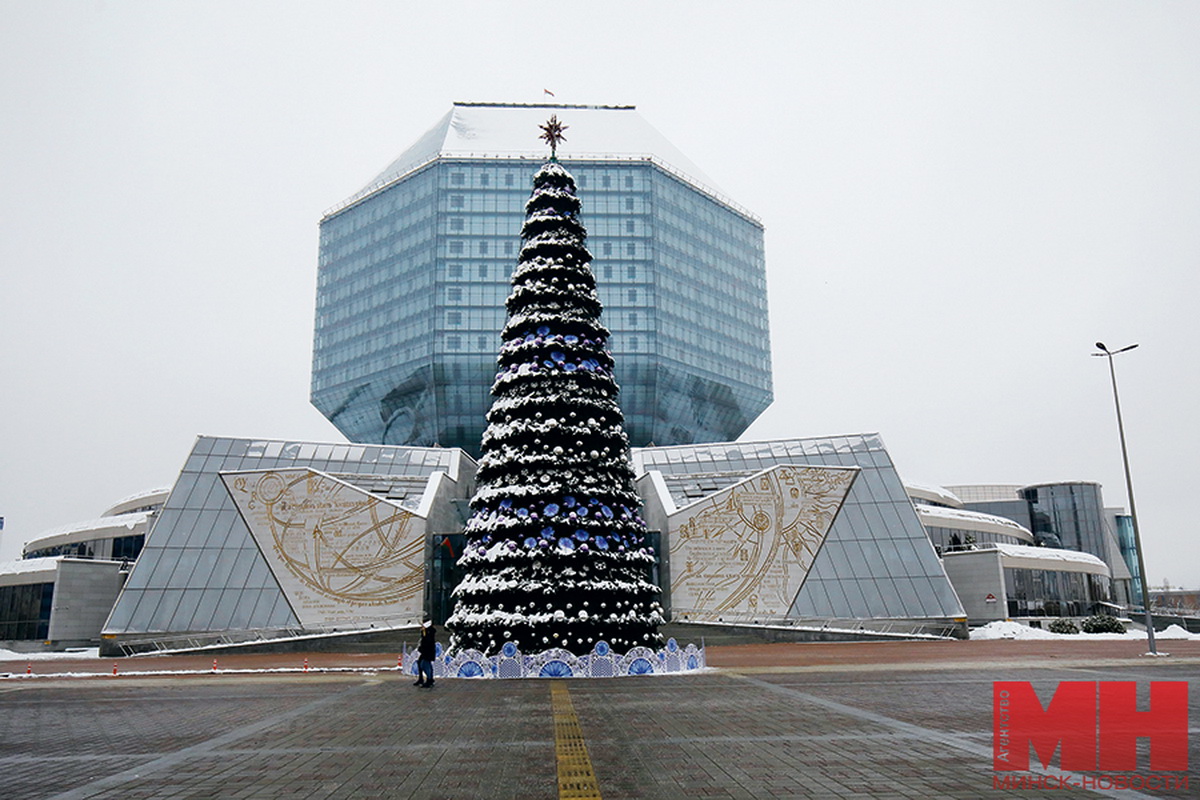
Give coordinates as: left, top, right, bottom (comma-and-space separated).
447, 118, 664, 657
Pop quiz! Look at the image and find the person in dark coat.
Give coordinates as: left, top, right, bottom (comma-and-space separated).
415, 621, 436, 688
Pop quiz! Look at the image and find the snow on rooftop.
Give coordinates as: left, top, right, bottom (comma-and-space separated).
102, 487, 171, 517
342, 102, 733, 214
24, 512, 150, 550
905, 482, 964, 508
991, 542, 1108, 569
946, 542, 1110, 575
0, 557, 59, 578
914, 504, 1033, 538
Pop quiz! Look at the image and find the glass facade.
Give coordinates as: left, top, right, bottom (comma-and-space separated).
1020, 483, 1107, 559
924, 525, 1026, 554
1113, 513, 1142, 606
1004, 566, 1112, 617
0, 582, 53, 641
104, 437, 464, 639
313, 118, 772, 456
635, 435, 964, 620
961, 499, 1032, 532
26, 534, 145, 562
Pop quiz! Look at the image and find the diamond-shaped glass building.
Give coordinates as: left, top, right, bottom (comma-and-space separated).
312, 103, 772, 454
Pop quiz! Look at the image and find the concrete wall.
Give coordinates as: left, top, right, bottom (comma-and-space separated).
48, 559, 126, 644
941, 550, 1007, 624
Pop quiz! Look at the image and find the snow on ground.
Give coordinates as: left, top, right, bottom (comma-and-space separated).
0, 647, 99, 661
970, 621, 1199, 641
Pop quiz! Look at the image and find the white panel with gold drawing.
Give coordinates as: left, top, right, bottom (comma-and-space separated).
668, 465, 857, 621
221, 469, 427, 628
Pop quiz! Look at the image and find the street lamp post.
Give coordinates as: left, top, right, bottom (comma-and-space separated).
1092, 342, 1158, 655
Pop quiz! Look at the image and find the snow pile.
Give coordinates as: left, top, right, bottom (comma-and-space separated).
970, 620, 1200, 641
0, 647, 99, 661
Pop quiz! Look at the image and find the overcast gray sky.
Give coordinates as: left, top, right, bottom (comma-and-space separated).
2, 1, 1198, 589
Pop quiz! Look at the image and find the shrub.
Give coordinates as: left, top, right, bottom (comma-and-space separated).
1048, 618, 1080, 635
1080, 614, 1126, 634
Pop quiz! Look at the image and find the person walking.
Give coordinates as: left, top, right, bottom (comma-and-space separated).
415, 621, 436, 688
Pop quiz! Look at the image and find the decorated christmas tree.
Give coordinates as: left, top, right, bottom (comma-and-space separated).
447, 117, 664, 657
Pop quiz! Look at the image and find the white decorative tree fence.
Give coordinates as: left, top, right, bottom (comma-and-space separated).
408, 638, 704, 679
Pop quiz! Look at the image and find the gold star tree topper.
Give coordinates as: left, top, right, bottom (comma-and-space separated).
538, 115, 568, 158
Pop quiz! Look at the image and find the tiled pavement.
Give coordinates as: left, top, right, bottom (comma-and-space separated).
1, 643, 1196, 799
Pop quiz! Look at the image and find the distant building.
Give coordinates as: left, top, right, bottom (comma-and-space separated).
311, 102, 773, 454
922, 483, 1125, 624
0, 489, 166, 651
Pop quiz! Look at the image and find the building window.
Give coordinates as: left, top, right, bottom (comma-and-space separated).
448, 263, 464, 278
478, 264, 488, 279
505, 173, 515, 187
450, 218, 464, 231
602, 265, 613, 279
602, 175, 611, 188
504, 241, 514, 255
447, 335, 462, 350
447, 311, 463, 325
112, 534, 145, 561
628, 288, 638, 302
625, 197, 635, 211
478, 335, 490, 349
480, 173, 490, 187
448, 287, 463, 301
629, 312, 639, 326
0, 582, 53, 640
451, 172, 465, 186
602, 242, 612, 256
624, 175, 633, 189
449, 241, 464, 254
626, 265, 636, 279
479, 240, 489, 255
625, 243, 636, 257
450, 195, 465, 208
625, 220, 635, 233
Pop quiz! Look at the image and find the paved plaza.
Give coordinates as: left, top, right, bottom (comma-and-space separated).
1, 640, 1197, 799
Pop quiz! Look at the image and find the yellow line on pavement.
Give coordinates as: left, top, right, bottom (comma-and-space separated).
550, 680, 602, 800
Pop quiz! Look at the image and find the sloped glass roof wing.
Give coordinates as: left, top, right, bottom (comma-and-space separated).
634, 435, 965, 620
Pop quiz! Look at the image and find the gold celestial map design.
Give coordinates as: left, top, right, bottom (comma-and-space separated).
668, 465, 856, 619
224, 469, 425, 610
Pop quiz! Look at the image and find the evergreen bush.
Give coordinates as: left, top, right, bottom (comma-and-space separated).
1080, 614, 1126, 634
